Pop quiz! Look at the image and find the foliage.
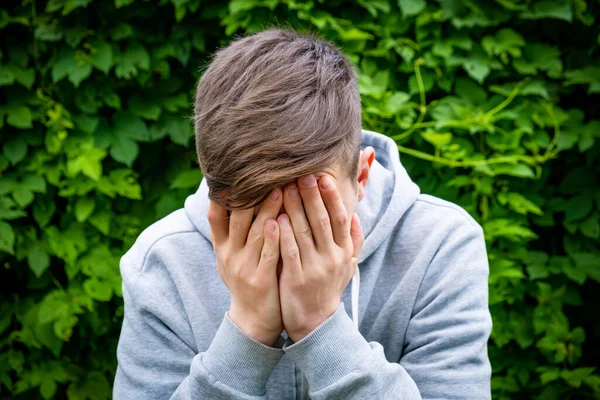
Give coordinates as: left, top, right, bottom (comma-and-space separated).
1, 0, 599, 398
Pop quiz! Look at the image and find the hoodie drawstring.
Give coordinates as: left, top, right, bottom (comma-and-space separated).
351, 266, 360, 330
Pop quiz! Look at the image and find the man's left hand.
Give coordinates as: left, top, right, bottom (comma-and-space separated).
276, 174, 364, 342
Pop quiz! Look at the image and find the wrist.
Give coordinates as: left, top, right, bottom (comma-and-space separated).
287, 301, 340, 342
228, 309, 282, 346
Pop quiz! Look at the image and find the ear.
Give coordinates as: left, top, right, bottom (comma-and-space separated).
356, 146, 375, 202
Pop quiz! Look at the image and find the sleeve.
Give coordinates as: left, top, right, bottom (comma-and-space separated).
281, 224, 492, 400
400, 224, 492, 399
113, 268, 285, 400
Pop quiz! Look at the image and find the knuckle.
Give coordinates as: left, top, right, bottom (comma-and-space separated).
286, 247, 300, 261
335, 213, 348, 228
207, 211, 221, 224
318, 216, 330, 231
299, 227, 312, 239
230, 220, 242, 231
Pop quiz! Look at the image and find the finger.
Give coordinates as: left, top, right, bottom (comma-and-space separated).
229, 208, 254, 251
283, 183, 315, 256
318, 176, 351, 248
257, 219, 280, 275
207, 200, 229, 246
297, 174, 334, 249
277, 213, 303, 275
246, 187, 283, 262
350, 212, 364, 260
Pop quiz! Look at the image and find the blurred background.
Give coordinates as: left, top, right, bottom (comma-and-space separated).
1, 0, 599, 399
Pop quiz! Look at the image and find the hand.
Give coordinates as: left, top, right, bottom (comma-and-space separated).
208, 188, 284, 346
277, 174, 364, 342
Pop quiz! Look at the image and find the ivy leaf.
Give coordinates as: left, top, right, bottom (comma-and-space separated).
32, 194, 56, 228
83, 278, 113, 301
564, 67, 600, 94
566, 193, 593, 222
28, 242, 50, 278
110, 135, 139, 166
481, 29, 525, 63
68, 63, 92, 87
170, 169, 203, 189
2, 137, 28, 164
21, 174, 47, 193
113, 112, 149, 141
89, 41, 113, 74
12, 187, 35, 207
520, 1, 573, 22
89, 210, 111, 235
128, 96, 162, 120
0, 221, 15, 254
579, 214, 600, 239
5, 105, 33, 129
66, 147, 107, 181
74, 197, 96, 222
398, 0, 426, 16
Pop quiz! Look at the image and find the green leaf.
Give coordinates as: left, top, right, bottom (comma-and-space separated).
2, 137, 28, 164
12, 187, 35, 207
6, 106, 33, 129
66, 147, 107, 180
398, 0, 426, 16
28, 242, 50, 278
579, 214, 600, 239
170, 169, 203, 189
113, 112, 149, 140
482, 29, 525, 62
33, 194, 56, 227
520, 1, 573, 22
21, 174, 47, 193
89, 210, 111, 235
83, 278, 113, 301
490, 164, 536, 178
128, 96, 162, 120
0, 221, 15, 254
565, 193, 593, 222
110, 136, 139, 166
89, 41, 113, 74
74, 197, 96, 222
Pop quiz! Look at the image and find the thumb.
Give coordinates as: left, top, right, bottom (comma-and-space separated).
350, 212, 364, 261
258, 219, 280, 273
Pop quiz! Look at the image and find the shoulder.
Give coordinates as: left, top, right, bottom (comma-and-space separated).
120, 208, 206, 279
403, 194, 483, 236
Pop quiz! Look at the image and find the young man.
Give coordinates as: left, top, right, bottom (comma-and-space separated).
113, 28, 492, 399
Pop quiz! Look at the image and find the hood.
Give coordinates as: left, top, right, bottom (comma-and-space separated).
184, 129, 420, 264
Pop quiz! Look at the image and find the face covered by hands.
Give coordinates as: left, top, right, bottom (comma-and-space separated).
276, 174, 364, 342
208, 172, 366, 346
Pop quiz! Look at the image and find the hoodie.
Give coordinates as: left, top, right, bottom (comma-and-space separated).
113, 129, 492, 399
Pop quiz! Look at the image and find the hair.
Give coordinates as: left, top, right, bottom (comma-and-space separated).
194, 27, 362, 211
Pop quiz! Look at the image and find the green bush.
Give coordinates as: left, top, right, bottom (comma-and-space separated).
1, 0, 599, 398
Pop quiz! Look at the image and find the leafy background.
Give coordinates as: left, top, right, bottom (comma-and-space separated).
1, 0, 599, 398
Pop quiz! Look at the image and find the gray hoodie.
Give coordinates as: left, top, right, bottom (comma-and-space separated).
113, 129, 492, 399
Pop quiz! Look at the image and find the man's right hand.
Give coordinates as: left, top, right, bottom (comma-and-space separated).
207, 188, 284, 346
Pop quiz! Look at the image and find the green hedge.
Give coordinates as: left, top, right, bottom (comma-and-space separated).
1, 0, 599, 398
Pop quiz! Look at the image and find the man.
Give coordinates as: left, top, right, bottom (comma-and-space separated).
113, 28, 492, 399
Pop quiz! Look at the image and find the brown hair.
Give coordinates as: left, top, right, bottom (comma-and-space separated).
194, 27, 362, 210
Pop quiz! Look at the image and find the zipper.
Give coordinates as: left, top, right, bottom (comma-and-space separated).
302, 374, 310, 399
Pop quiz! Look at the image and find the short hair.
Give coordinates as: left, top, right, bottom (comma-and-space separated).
194, 27, 362, 210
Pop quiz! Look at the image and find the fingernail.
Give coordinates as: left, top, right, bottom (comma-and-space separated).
267, 221, 276, 233
320, 176, 334, 190
278, 215, 290, 226
269, 189, 280, 201
301, 175, 316, 187
287, 185, 298, 198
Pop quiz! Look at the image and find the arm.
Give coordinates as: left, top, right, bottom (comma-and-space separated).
113, 267, 285, 400
281, 224, 491, 399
